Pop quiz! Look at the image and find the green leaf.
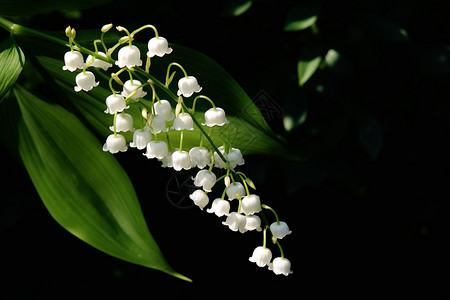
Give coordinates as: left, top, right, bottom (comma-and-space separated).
284, 0, 322, 32
13, 85, 190, 281
221, 0, 253, 17
0, 0, 112, 16
297, 55, 322, 86
0, 37, 25, 103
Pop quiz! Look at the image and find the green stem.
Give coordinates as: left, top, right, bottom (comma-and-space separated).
179, 130, 184, 152
166, 62, 189, 82
263, 226, 268, 248
276, 240, 285, 259
261, 204, 280, 225
239, 174, 251, 196
192, 95, 216, 113
131, 24, 159, 39
113, 112, 118, 137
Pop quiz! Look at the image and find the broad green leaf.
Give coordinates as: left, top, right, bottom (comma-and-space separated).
0, 37, 25, 103
284, 1, 322, 32
0, 0, 112, 16
13, 85, 190, 281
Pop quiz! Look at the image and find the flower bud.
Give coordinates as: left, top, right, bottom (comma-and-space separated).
102, 23, 113, 33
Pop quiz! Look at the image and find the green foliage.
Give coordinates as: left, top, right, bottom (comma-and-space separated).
12, 85, 190, 281
0, 38, 24, 102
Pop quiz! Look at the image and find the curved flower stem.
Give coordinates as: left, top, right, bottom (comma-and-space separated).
131, 24, 159, 39
276, 240, 285, 259
191, 95, 216, 113
261, 204, 280, 225
166, 62, 189, 84
236, 195, 242, 214
238, 173, 251, 196
116, 26, 133, 48
113, 112, 118, 137
179, 130, 184, 152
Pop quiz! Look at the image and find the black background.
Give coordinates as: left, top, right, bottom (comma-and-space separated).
1, 0, 449, 299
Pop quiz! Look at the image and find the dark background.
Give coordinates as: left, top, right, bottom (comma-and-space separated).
1, 0, 449, 299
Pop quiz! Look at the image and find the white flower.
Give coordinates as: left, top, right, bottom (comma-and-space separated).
249, 246, 272, 267
153, 100, 175, 121
104, 94, 129, 114
177, 76, 202, 98
222, 212, 247, 233
270, 221, 292, 239
171, 113, 194, 131
74, 71, 99, 92
115, 45, 142, 68
241, 194, 261, 215
213, 146, 228, 169
159, 151, 173, 168
227, 147, 245, 168
207, 198, 230, 217
189, 147, 210, 169
268, 257, 293, 276
62, 51, 84, 72
193, 169, 216, 192
144, 140, 168, 159
203, 107, 229, 127
86, 51, 112, 71
150, 114, 169, 133
122, 79, 147, 100
102, 134, 128, 153
245, 215, 262, 232
189, 190, 209, 210
147, 37, 173, 57
109, 113, 134, 132
129, 126, 152, 150
226, 182, 245, 200
172, 150, 192, 171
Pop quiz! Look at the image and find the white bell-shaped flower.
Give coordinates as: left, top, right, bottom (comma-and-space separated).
203, 107, 229, 127
172, 150, 192, 171
104, 94, 129, 114
226, 182, 245, 200
147, 37, 173, 57
74, 71, 99, 92
189, 190, 209, 210
159, 151, 173, 168
115, 45, 142, 68
241, 194, 261, 215
129, 126, 152, 150
86, 51, 112, 71
102, 134, 128, 153
144, 140, 168, 159
268, 257, 293, 276
177, 76, 202, 98
171, 113, 194, 131
122, 79, 147, 100
270, 221, 292, 239
213, 146, 228, 169
227, 147, 245, 168
63, 51, 84, 72
109, 113, 134, 133
222, 212, 247, 233
150, 114, 169, 133
153, 100, 175, 121
189, 147, 210, 169
207, 198, 230, 217
245, 215, 262, 232
193, 169, 216, 192
249, 246, 272, 267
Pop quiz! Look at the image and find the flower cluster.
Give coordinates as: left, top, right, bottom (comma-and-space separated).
63, 23, 292, 276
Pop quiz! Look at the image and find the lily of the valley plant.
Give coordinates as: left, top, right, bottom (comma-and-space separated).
62, 23, 293, 276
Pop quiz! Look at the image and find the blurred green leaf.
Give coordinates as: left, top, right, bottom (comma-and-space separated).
13, 85, 190, 281
297, 42, 323, 86
0, 37, 24, 103
362, 14, 409, 43
0, 0, 112, 16
222, 0, 253, 17
284, 0, 322, 31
